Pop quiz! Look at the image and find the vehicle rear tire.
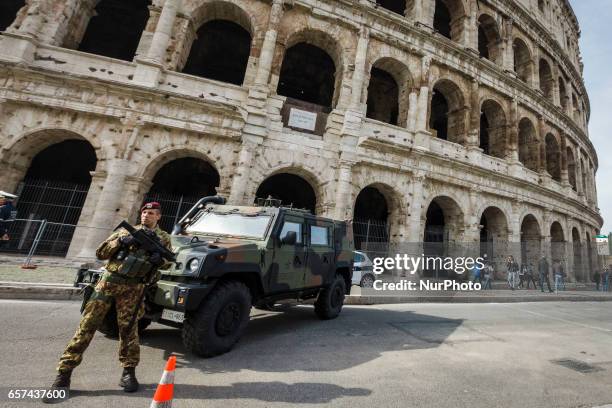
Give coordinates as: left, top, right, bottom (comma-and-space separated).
314, 274, 346, 320
360, 274, 375, 288
182, 281, 252, 357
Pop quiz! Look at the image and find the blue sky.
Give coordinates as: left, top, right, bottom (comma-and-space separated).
572, 1, 612, 233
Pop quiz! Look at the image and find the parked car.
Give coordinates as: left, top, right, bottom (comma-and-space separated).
352, 251, 376, 288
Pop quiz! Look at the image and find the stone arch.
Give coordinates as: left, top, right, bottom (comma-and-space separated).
550, 221, 566, 264
433, 0, 467, 42
518, 117, 539, 172
422, 194, 465, 278
255, 172, 317, 214
520, 213, 542, 268
545, 133, 561, 181
572, 93, 581, 123
0, 0, 24, 32
539, 58, 554, 101
189, 0, 256, 36
375, 0, 407, 15
139, 152, 222, 231
585, 229, 594, 277
567, 147, 577, 190
2, 127, 104, 172
571, 226, 584, 282
276, 28, 343, 109
138, 147, 225, 211
182, 1, 255, 85
77, 0, 151, 61
478, 13, 502, 64
479, 206, 509, 269
350, 166, 410, 243
580, 156, 587, 195
139, 148, 221, 183
1, 130, 99, 257
513, 37, 532, 83
353, 183, 398, 251
429, 78, 466, 144
559, 77, 568, 109
480, 99, 507, 159
248, 164, 326, 214
423, 194, 465, 243
366, 57, 412, 126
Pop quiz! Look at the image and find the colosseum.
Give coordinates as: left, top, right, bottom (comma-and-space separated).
0, 0, 602, 281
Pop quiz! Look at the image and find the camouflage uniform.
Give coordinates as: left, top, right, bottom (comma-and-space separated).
57, 225, 171, 373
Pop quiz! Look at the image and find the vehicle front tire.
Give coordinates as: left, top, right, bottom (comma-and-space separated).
314, 274, 346, 320
182, 281, 252, 357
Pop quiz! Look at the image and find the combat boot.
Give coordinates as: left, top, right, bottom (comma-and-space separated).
119, 367, 139, 392
42, 370, 71, 404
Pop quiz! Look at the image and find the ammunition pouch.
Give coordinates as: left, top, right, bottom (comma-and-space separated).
117, 253, 155, 279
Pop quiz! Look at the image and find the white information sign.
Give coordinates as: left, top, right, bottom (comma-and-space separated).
288, 108, 317, 131
596, 235, 609, 256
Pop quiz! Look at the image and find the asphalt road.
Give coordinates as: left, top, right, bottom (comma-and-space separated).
1, 299, 612, 408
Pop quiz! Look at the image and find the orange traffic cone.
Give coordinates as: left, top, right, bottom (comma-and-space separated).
150, 355, 176, 408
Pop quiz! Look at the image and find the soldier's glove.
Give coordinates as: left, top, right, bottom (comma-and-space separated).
119, 235, 137, 247
149, 252, 164, 266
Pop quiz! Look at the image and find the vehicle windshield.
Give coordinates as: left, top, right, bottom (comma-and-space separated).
186, 211, 272, 239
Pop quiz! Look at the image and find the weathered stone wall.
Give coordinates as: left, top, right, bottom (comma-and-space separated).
0, 0, 601, 280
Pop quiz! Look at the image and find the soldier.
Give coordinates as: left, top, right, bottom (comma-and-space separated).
0, 192, 16, 247
43, 202, 171, 403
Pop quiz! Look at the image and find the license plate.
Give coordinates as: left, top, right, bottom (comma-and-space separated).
161, 309, 185, 323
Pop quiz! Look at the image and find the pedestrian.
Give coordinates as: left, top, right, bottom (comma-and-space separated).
0, 193, 16, 248
506, 255, 519, 291
593, 270, 601, 291
482, 262, 493, 290
538, 255, 554, 293
472, 262, 482, 285
603, 268, 610, 292
525, 263, 538, 290
552, 259, 565, 292
43, 202, 172, 403
518, 263, 527, 289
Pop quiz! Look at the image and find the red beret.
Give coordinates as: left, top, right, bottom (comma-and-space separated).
141, 202, 161, 212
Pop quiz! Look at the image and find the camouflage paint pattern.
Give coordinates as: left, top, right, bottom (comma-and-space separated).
97, 224, 172, 280
157, 204, 354, 310
57, 278, 145, 371
56, 224, 172, 372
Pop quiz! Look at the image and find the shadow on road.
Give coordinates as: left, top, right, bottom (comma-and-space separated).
71, 381, 370, 404
140, 306, 464, 374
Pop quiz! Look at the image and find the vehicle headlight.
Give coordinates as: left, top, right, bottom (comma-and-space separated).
187, 258, 200, 273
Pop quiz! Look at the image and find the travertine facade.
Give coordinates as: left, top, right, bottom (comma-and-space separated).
0, 0, 602, 280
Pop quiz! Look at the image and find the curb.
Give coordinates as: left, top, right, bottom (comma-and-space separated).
345, 294, 612, 305
0, 284, 81, 301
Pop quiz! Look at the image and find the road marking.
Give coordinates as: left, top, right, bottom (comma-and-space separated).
505, 304, 612, 334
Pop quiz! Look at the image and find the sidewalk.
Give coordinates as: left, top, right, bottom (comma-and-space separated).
348, 285, 612, 304
2, 280, 611, 304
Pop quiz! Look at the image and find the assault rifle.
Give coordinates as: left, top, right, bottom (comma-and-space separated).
115, 220, 176, 337
115, 220, 176, 263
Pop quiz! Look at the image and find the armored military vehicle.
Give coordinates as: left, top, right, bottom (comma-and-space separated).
77, 196, 354, 357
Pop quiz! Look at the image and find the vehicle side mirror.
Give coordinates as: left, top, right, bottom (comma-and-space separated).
281, 231, 297, 246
